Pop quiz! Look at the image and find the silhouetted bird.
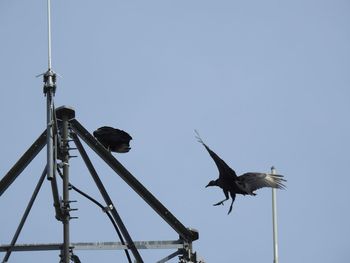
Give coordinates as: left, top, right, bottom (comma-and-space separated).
93, 126, 132, 153
196, 131, 286, 214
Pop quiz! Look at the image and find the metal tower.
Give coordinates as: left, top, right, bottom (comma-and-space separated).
0, 1, 200, 262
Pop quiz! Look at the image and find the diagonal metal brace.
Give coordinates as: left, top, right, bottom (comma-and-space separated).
71, 132, 141, 263
70, 119, 197, 243
2, 166, 47, 263
0, 130, 47, 196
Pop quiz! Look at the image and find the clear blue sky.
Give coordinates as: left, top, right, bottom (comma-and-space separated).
0, 0, 349, 262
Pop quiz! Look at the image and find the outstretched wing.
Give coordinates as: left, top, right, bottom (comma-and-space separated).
238, 172, 286, 191
195, 130, 237, 179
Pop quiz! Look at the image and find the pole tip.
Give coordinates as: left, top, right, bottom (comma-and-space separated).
271, 166, 276, 173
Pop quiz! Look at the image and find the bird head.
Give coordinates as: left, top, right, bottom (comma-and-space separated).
205, 180, 217, 188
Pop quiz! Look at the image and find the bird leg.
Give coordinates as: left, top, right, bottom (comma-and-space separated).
227, 193, 236, 215
213, 198, 228, 206
214, 190, 229, 206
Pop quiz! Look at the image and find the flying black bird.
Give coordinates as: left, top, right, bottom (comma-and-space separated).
93, 126, 132, 153
196, 131, 286, 215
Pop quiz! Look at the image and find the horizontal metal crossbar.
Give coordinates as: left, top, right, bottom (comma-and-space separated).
0, 240, 184, 252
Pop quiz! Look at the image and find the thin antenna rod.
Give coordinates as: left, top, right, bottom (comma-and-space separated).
271, 166, 279, 263
47, 0, 52, 70
43, 0, 56, 181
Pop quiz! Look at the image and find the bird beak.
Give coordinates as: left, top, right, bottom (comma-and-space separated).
205, 183, 210, 188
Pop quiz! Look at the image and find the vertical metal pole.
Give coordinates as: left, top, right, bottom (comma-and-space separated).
45, 0, 55, 180
47, 0, 52, 70
271, 166, 279, 263
61, 115, 70, 263
46, 88, 54, 180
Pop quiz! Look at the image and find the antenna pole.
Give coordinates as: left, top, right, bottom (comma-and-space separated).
44, 0, 63, 246
271, 166, 279, 263
44, 0, 56, 181
47, 0, 52, 70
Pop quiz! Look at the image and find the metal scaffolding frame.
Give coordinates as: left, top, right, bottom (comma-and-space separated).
0, 106, 199, 263
0, 1, 199, 262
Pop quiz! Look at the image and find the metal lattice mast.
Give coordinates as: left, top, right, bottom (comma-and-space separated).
43, 1, 70, 262
0, 0, 201, 261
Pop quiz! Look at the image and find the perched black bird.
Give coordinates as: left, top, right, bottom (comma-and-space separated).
196, 131, 286, 214
71, 254, 81, 263
93, 126, 132, 153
